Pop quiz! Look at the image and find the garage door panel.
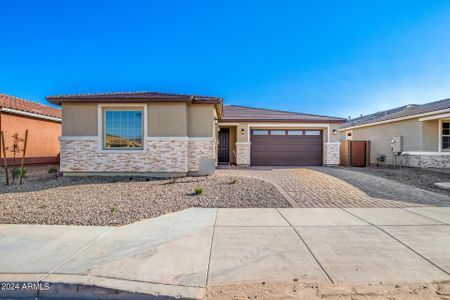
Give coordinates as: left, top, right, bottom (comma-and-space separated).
250, 129, 323, 166
251, 145, 323, 152
251, 157, 322, 166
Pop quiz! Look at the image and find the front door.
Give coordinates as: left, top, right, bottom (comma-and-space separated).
218, 129, 229, 163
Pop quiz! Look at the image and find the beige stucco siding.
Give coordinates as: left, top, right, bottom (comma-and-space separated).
346, 118, 430, 165
234, 122, 339, 143
62, 102, 217, 138
188, 104, 215, 137
329, 123, 340, 142
147, 102, 187, 137
237, 122, 249, 142
62, 103, 97, 136
422, 120, 439, 152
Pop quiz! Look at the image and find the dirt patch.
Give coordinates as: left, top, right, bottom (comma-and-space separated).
342, 166, 450, 197
206, 280, 450, 299
0, 175, 290, 226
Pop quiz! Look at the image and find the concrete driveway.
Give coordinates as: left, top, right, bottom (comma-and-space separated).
1, 207, 450, 299
216, 167, 450, 208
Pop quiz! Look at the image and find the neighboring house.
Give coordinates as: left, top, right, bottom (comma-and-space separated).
0, 94, 61, 165
47, 92, 344, 176
339, 98, 450, 168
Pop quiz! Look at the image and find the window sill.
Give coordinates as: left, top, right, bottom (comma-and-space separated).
98, 148, 146, 154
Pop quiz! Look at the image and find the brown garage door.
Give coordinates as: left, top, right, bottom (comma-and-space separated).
250, 129, 323, 166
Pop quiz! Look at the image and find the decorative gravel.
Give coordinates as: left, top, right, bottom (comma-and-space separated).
342, 166, 450, 197
0, 175, 290, 226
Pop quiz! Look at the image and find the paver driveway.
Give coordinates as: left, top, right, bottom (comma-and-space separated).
216, 167, 450, 208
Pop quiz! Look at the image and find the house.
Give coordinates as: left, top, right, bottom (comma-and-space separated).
0, 94, 61, 165
47, 92, 344, 176
339, 98, 450, 168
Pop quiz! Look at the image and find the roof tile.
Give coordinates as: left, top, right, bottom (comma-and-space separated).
0, 94, 61, 119
340, 98, 450, 129
222, 105, 344, 122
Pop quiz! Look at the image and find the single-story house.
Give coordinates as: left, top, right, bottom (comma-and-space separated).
47, 92, 344, 176
0, 94, 61, 165
339, 98, 450, 168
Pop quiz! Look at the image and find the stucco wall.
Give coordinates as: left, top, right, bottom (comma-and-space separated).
188, 104, 215, 137
147, 102, 187, 137
344, 118, 434, 165
1, 112, 61, 162
62, 102, 216, 139
421, 120, 439, 152
62, 103, 97, 136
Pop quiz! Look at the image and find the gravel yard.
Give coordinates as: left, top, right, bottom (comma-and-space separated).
342, 166, 450, 197
0, 175, 289, 226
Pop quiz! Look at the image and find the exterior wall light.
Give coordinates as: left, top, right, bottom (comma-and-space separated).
241, 128, 245, 135
332, 129, 337, 135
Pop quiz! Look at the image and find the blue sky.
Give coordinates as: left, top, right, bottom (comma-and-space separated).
1, 1, 450, 118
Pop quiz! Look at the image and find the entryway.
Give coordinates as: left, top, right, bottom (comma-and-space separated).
218, 128, 230, 163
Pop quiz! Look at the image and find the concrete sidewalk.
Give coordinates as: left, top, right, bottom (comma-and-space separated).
1, 207, 450, 299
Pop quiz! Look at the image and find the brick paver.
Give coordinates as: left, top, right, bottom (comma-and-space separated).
216, 167, 450, 208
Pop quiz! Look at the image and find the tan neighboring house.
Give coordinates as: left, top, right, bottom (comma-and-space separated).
0, 94, 61, 165
47, 92, 344, 176
339, 98, 450, 168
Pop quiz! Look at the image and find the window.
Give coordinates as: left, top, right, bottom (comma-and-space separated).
287, 130, 303, 135
304, 130, 321, 136
270, 130, 286, 135
252, 130, 269, 135
104, 110, 143, 149
443, 122, 450, 150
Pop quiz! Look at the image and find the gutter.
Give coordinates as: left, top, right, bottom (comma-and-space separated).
1, 108, 61, 122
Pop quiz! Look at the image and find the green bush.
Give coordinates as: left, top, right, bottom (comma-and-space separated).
194, 187, 203, 195
230, 178, 238, 184
48, 166, 58, 174
111, 206, 118, 213
13, 168, 27, 177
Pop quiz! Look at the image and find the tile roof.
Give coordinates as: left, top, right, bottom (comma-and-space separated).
0, 94, 61, 120
340, 98, 450, 129
46, 91, 223, 104
222, 105, 345, 123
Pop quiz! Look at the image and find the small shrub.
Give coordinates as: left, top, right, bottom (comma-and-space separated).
230, 178, 238, 184
13, 168, 27, 178
48, 166, 58, 174
111, 206, 118, 213
40, 204, 48, 209
194, 187, 203, 195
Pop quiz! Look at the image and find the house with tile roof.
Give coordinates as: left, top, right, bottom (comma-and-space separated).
47, 92, 344, 176
339, 98, 450, 168
0, 94, 61, 165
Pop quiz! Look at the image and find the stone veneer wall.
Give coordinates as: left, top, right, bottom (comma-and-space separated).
401, 153, 450, 168
60, 138, 215, 174
236, 142, 251, 165
324, 142, 340, 165
188, 139, 216, 171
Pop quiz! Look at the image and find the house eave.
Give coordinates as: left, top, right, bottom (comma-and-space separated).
339, 107, 450, 131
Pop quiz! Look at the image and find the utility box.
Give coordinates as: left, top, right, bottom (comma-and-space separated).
390, 136, 402, 153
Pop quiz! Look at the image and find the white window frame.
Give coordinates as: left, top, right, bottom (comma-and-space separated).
97, 103, 147, 153
440, 119, 450, 152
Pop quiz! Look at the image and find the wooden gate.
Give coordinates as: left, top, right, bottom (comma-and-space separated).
340, 140, 370, 167
350, 141, 366, 167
